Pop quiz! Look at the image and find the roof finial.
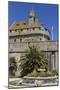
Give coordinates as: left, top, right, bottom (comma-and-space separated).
29, 8, 35, 17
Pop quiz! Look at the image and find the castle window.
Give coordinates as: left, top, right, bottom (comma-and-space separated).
14, 39, 16, 42
24, 23, 26, 25
52, 51, 55, 55
26, 28, 28, 30
28, 42, 30, 44
16, 23, 19, 26
40, 38, 42, 40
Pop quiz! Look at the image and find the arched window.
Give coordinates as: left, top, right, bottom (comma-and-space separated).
16, 23, 19, 26
21, 29, 23, 31
33, 27, 35, 30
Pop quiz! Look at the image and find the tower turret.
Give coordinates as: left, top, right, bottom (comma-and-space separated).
28, 9, 35, 25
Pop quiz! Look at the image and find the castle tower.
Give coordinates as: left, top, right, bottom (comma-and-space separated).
28, 9, 35, 25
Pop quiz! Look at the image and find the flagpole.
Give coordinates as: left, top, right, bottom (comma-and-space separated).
52, 26, 53, 40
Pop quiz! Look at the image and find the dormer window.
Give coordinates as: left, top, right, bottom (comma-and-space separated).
16, 23, 19, 26
33, 28, 35, 30
21, 29, 23, 31
27, 28, 28, 30
24, 23, 26, 25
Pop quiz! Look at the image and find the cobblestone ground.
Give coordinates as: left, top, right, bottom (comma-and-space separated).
8, 76, 58, 88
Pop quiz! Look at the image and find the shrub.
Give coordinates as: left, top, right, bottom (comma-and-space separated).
51, 70, 58, 76
27, 71, 38, 77
27, 71, 51, 77
46, 71, 53, 76
27, 70, 57, 77
38, 71, 47, 77
40, 66, 45, 69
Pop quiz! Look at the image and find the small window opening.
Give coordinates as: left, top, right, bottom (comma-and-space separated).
14, 39, 16, 42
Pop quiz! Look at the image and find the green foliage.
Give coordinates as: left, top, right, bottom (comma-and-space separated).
27, 70, 58, 77
27, 71, 38, 77
9, 57, 17, 76
27, 71, 54, 77
51, 70, 58, 75
9, 57, 16, 65
40, 66, 46, 69
46, 71, 53, 76
20, 46, 48, 77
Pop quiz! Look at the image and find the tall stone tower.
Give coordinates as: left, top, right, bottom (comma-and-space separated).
28, 9, 35, 25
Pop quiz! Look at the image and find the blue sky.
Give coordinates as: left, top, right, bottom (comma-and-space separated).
8, 1, 58, 41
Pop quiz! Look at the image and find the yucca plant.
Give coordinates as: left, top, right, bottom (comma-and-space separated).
20, 46, 48, 77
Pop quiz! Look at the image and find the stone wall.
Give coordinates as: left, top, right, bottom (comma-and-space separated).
9, 41, 58, 52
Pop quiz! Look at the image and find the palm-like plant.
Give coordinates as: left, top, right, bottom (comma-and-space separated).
20, 46, 48, 77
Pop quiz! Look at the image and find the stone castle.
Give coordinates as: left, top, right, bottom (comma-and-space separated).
8, 9, 58, 76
